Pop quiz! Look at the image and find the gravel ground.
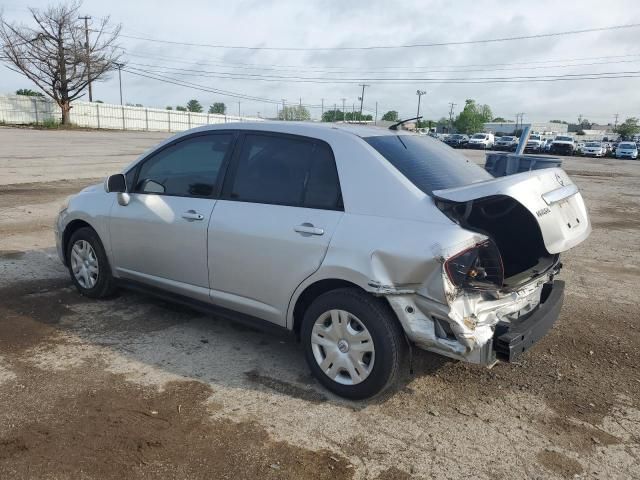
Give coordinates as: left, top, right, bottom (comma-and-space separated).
1, 127, 639, 479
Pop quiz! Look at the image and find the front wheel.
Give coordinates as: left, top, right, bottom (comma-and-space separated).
66, 227, 117, 298
301, 288, 406, 399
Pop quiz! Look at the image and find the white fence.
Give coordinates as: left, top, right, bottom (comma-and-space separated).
0, 95, 263, 132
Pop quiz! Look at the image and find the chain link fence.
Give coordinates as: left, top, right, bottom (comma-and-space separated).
0, 95, 263, 132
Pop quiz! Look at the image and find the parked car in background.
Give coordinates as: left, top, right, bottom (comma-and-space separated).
524, 134, 545, 153
495, 135, 519, 151
444, 133, 469, 148
467, 133, 495, 149
582, 141, 605, 157
615, 141, 638, 159
543, 138, 554, 153
550, 135, 575, 156
54, 122, 591, 399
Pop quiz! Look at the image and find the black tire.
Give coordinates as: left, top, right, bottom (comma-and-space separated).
301, 288, 406, 400
66, 226, 117, 298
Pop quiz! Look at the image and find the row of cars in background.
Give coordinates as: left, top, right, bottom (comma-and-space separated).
442, 132, 639, 159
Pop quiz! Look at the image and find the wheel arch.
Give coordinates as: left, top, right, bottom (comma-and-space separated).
62, 219, 102, 265
287, 260, 394, 336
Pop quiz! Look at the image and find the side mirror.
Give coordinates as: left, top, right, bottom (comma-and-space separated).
106, 173, 126, 193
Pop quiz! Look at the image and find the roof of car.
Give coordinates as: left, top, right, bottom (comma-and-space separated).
187, 121, 410, 139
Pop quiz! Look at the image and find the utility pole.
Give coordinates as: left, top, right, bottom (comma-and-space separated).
237, 101, 241, 118
614, 113, 619, 131
116, 63, 124, 130
117, 63, 123, 105
321, 98, 324, 119
281, 99, 286, 120
448, 102, 456, 133
515, 112, 525, 133
333, 103, 337, 122
416, 90, 427, 128
79, 15, 92, 102
375, 101, 378, 125
358, 84, 369, 120
341, 98, 346, 122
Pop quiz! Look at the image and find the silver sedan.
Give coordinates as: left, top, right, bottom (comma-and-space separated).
56, 122, 591, 399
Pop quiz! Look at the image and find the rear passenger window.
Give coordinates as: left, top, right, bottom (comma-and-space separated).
229, 134, 341, 210
135, 134, 233, 197
304, 143, 341, 210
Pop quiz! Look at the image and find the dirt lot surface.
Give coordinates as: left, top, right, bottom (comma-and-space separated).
1, 127, 639, 479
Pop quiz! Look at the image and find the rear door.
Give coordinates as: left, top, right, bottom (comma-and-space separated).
433, 168, 591, 254
109, 132, 235, 300
208, 132, 344, 326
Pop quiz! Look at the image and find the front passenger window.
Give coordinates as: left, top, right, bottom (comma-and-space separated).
135, 134, 233, 197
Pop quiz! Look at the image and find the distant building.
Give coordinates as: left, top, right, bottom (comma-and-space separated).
483, 121, 569, 135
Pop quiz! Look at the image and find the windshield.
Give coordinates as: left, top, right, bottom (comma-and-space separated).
619, 142, 637, 149
364, 135, 492, 194
501, 136, 514, 141
529, 135, 541, 141
451, 134, 464, 139
585, 142, 601, 147
556, 136, 573, 142
472, 134, 486, 139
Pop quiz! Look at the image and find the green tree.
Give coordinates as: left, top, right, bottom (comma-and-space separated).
322, 109, 344, 122
278, 105, 310, 121
186, 99, 203, 113
343, 111, 373, 122
549, 119, 568, 124
492, 117, 508, 123
208, 102, 226, 114
453, 99, 493, 134
381, 110, 399, 122
616, 117, 640, 139
176, 106, 187, 112
16, 88, 44, 97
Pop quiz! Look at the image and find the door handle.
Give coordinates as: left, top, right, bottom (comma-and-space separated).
294, 223, 324, 236
182, 210, 204, 221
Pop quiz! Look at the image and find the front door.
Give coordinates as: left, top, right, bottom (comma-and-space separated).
208, 132, 344, 326
109, 132, 235, 300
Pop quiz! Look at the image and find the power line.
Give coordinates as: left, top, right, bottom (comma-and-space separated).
120, 48, 640, 73
124, 53, 640, 75
122, 67, 379, 112
106, 23, 640, 51
125, 63, 640, 84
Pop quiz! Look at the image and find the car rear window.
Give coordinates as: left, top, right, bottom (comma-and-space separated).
364, 135, 492, 194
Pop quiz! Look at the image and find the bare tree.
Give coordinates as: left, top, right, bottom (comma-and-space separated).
0, 1, 122, 124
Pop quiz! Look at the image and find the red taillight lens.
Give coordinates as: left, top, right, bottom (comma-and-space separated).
445, 240, 504, 290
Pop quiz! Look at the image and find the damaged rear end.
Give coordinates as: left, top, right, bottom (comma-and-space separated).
388, 168, 590, 366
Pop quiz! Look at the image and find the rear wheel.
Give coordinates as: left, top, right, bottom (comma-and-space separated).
66, 227, 116, 298
301, 288, 406, 399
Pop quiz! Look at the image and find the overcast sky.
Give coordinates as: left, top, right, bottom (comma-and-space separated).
2, 0, 640, 123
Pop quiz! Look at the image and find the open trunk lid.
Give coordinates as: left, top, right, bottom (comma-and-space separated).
433, 168, 590, 254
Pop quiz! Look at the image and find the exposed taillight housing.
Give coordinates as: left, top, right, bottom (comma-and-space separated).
444, 240, 504, 290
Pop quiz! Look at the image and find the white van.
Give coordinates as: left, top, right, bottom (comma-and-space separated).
468, 133, 495, 149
